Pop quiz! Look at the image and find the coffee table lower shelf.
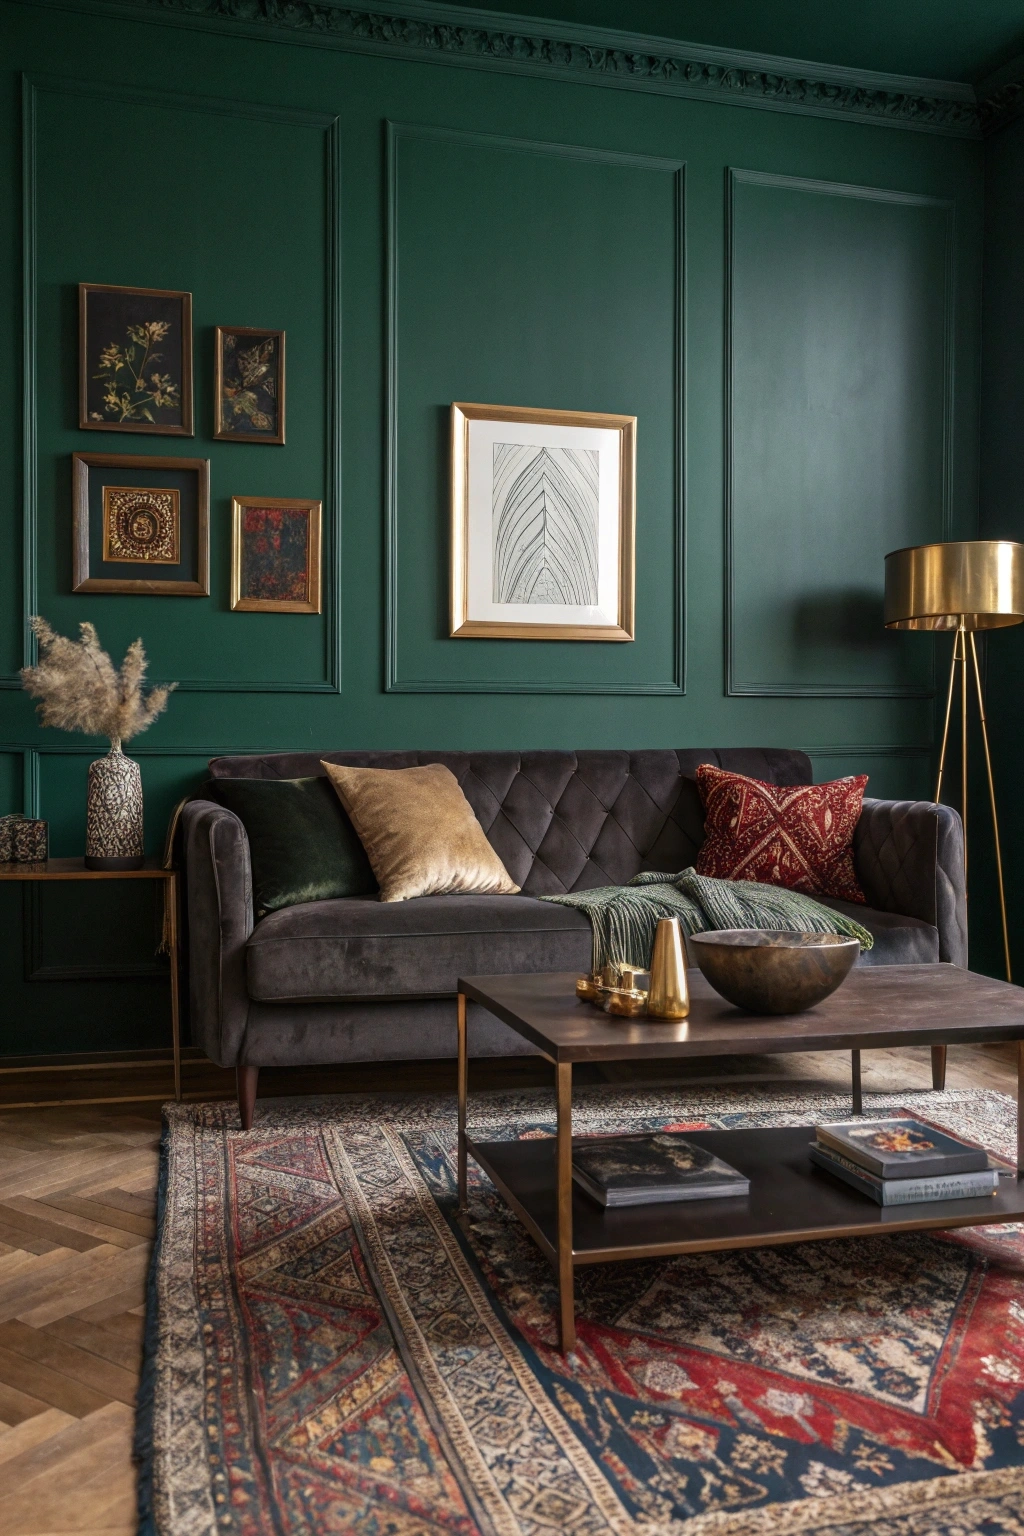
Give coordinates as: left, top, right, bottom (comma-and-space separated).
466, 1127, 1024, 1269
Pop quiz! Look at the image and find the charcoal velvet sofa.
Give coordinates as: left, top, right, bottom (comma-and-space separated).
180, 748, 967, 1127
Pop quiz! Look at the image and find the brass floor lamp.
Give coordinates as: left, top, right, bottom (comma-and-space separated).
884, 539, 1024, 981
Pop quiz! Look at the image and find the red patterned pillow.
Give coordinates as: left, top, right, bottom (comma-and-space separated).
695, 765, 867, 903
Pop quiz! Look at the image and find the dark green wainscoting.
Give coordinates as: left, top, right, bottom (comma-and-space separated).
979, 115, 1024, 983
0, 0, 988, 1056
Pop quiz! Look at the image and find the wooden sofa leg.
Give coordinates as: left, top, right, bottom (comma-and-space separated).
237, 1065, 259, 1130
931, 1046, 947, 1091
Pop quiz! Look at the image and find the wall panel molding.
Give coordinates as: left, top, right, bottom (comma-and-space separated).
385, 120, 685, 694
22, 884, 166, 981
18, 0, 985, 139
725, 168, 954, 700
4, 72, 342, 694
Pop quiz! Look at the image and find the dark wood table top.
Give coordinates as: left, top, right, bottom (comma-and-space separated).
458, 965, 1024, 1062
0, 856, 172, 880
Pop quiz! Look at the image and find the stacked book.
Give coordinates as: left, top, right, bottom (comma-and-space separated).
571, 1132, 749, 1208
810, 1118, 1005, 1205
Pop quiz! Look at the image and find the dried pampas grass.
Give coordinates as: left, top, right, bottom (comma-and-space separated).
21, 618, 176, 748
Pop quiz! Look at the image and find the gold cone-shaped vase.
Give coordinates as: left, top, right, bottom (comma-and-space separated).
647, 917, 690, 1020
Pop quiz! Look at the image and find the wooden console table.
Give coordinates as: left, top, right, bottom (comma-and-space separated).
0, 857, 182, 1101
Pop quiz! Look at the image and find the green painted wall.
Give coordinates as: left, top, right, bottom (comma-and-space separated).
978, 115, 1024, 980
0, 0, 984, 1057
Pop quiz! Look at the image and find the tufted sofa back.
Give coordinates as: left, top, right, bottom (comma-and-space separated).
206, 748, 812, 896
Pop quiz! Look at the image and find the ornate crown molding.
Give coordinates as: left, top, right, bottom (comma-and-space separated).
976, 55, 1024, 136
26, 0, 988, 138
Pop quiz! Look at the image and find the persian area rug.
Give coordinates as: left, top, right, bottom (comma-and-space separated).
137, 1087, 1024, 1535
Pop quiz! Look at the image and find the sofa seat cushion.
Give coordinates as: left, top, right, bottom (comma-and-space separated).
246, 893, 593, 1002
815, 898, 939, 966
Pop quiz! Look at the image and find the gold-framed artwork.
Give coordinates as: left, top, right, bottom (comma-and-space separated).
79, 283, 193, 435
214, 326, 286, 444
72, 452, 210, 595
450, 401, 636, 641
230, 496, 322, 613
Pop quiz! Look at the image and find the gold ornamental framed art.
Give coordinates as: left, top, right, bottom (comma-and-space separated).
450, 401, 636, 641
72, 452, 210, 596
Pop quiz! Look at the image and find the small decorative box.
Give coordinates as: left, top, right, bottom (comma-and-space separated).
0, 814, 24, 862
0, 815, 48, 862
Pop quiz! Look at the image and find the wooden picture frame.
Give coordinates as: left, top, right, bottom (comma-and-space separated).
79, 284, 193, 436
214, 326, 286, 444
450, 401, 636, 641
72, 453, 210, 595
230, 496, 322, 613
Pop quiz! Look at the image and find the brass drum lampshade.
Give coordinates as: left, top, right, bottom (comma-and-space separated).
884, 540, 1024, 632
884, 539, 1024, 981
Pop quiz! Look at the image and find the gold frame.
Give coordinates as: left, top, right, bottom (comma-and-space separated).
78, 283, 194, 436
450, 401, 636, 640
230, 496, 322, 613
213, 326, 286, 445
72, 453, 209, 595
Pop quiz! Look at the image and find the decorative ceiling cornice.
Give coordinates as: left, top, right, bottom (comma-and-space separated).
22, 0, 1001, 138
976, 55, 1024, 136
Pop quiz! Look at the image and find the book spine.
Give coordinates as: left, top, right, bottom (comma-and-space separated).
810, 1148, 997, 1204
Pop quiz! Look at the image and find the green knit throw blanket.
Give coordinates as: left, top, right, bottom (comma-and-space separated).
540, 867, 874, 972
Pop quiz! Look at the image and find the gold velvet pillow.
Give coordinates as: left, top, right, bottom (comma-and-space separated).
321, 762, 520, 903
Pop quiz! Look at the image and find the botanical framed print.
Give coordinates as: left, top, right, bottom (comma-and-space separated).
230, 497, 322, 613
214, 327, 285, 444
79, 284, 193, 435
450, 402, 636, 641
72, 453, 210, 595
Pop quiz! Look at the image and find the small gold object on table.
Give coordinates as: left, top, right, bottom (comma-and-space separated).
575, 919, 691, 1020
647, 917, 690, 1019
575, 965, 649, 1016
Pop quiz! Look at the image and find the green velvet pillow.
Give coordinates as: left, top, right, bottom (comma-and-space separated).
212, 776, 377, 917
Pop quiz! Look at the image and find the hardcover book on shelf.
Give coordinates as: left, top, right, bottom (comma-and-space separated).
809, 1144, 999, 1206
816, 1118, 989, 1180
571, 1133, 749, 1208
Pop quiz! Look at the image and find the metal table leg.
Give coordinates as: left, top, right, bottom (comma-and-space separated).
166, 872, 181, 1102
851, 1049, 862, 1116
457, 992, 468, 1214
555, 1060, 575, 1353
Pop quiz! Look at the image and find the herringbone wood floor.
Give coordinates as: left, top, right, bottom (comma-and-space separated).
0, 1042, 1018, 1533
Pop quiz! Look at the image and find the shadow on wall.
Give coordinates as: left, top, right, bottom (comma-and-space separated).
793, 589, 890, 651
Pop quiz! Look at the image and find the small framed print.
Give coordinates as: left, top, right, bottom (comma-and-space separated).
450, 401, 636, 640
72, 453, 210, 595
214, 327, 285, 444
231, 497, 321, 613
79, 283, 193, 435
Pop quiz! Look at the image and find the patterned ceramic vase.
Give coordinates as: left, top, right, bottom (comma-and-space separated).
85, 741, 144, 870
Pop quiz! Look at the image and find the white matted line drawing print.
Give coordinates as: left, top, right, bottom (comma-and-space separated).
451, 402, 636, 641
492, 444, 600, 606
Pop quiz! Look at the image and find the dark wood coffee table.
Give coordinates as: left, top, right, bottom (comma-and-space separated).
456, 964, 1024, 1352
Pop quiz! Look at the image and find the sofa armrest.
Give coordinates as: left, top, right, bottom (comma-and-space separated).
182, 799, 253, 1066
853, 798, 967, 967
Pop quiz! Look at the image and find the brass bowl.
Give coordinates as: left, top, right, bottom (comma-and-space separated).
688, 929, 860, 1015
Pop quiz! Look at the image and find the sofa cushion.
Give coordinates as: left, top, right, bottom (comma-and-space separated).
321, 761, 519, 902
246, 893, 593, 1002
245, 889, 938, 1003
695, 765, 868, 903
815, 898, 939, 966
212, 776, 377, 916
